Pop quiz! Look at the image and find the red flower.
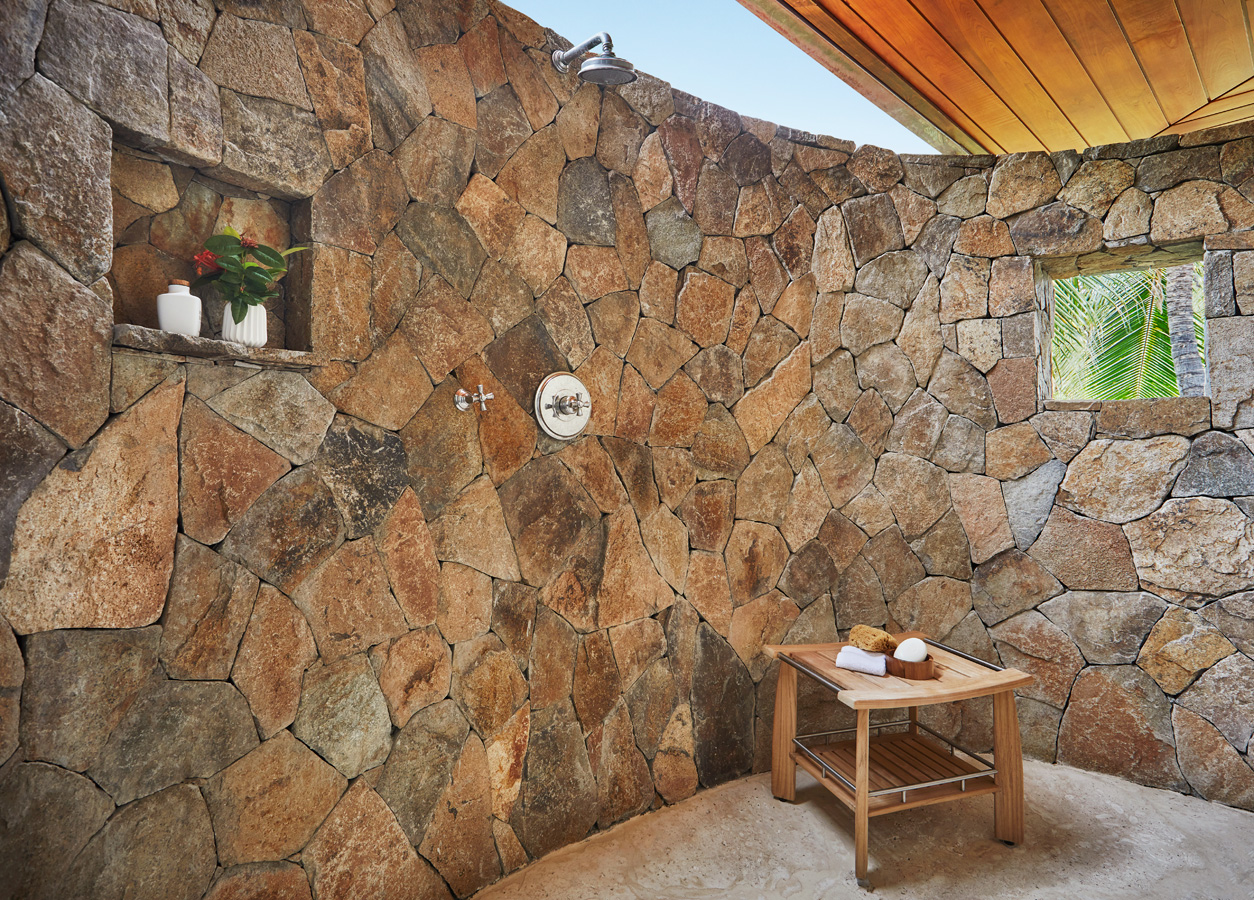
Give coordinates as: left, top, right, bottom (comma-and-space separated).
193, 249, 221, 275
240, 234, 259, 249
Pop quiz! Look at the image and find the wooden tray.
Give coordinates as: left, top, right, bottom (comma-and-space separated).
885, 655, 937, 679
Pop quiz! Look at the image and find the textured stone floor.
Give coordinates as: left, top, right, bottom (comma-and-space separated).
474, 760, 1254, 900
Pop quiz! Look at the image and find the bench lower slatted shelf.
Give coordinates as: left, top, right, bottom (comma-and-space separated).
793, 729, 999, 817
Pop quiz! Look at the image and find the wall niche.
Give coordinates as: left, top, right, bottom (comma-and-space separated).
108, 143, 298, 349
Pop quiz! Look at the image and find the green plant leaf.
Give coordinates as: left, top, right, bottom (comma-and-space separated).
223, 225, 241, 239
243, 269, 272, 292
249, 245, 285, 269
205, 234, 243, 255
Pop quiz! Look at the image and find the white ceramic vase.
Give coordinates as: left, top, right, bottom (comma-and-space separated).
221, 303, 267, 348
156, 281, 201, 337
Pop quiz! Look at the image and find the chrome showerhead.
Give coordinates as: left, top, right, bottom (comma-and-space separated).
551, 32, 638, 86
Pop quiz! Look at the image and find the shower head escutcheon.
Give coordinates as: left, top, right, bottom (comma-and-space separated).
551, 32, 637, 86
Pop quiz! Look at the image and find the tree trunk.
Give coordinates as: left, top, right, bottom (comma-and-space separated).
1165, 265, 1206, 396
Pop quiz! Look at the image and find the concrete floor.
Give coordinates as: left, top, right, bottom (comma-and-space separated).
477, 761, 1254, 900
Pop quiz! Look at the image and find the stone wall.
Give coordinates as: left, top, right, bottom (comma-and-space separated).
3, 0, 1254, 898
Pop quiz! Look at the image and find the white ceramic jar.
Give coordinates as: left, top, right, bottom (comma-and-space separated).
156, 280, 201, 337
221, 303, 267, 348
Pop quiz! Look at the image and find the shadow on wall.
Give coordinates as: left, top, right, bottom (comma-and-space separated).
1, 0, 1254, 898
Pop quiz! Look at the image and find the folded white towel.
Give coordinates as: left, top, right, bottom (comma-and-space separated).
835, 646, 888, 677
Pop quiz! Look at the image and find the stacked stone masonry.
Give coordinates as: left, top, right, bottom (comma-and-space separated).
3, 0, 1254, 897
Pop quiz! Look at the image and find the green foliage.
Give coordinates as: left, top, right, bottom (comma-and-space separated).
192, 225, 307, 324
1050, 265, 1205, 400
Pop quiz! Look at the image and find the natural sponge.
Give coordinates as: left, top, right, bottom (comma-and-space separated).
849, 624, 899, 654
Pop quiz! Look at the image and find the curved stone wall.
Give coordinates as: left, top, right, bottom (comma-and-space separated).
2, 0, 1254, 897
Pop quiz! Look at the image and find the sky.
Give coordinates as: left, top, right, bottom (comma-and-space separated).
507, 0, 935, 154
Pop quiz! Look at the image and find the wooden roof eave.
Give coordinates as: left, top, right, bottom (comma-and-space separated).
737, 0, 989, 154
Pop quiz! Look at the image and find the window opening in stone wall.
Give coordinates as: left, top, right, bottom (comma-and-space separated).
109, 144, 297, 349
1050, 263, 1207, 400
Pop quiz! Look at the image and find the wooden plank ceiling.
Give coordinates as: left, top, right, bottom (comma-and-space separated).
737, 0, 1254, 154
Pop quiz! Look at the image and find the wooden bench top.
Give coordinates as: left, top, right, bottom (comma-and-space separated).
765, 632, 1033, 710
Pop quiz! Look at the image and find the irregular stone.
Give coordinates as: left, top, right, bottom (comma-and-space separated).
874, 453, 949, 541
813, 206, 855, 292
158, 536, 257, 681
778, 538, 839, 608
203, 371, 332, 466
1136, 606, 1234, 696
910, 509, 972, 580
293, 30, 371, 168
939, 254, 989, 323
1002, 458, 1066, 550
972, 549, 1062, 626
0, 761, 115, 900
201, 862, 314, 900
984, 422, 1051, 481
1, 376, 180, 633
861, 526, 924, 601
888, 576, 971, 640
937, 174, 987, 217
729, 591, 799, 680
846, 144, 902, 193
20, 627, 160, 771
954, 215, 1015, 257
435, 562, 492, 645
1125, 497, 1254, 598
1096, 398, 1210, 439
204, 731, 346, 866
855, 341, 916, 413
949, 472, 1014, 565
90, 679, 257, 805
853, 251, 928, 310
0, 242, 111, 447
600, 506, 675, 628
1058, 665, 1186, 790
989, 611, 1084, 707
419, 734, 501, 897
1201, 592, 1254, 656
199, 12, 309, 110
39, 0, 170, 143
398, 201, 489, 299
841, 294, 903, 357
733, 341, 811, 454
588, 700, 654, 828
882, 389, 945, 458
811, 422, 875, 510
724, 520, 788, 606
987, 256, 1035, 318
1173, 431, 1254, 498
743, 316, 799, 389
1009, 201, 1102, 256
1178, 653, 1254, 753
777, 394, 829, 472
498, 457, 602, 591
956, 318, 1002, 373
292, 654, 392, 779
1151, 180, 1228, 243
1037, 591, 1165, 666
210, 89, 331, 199
842, 192, 904, 265
847, 389, 892, 457
986, 153, 1060, 218
0, 402, 62, 589
1054, 436, 1188, 524
843, 483, 896, 537
890, 182, 936, 243
1138, 147, 1220, 192
595, 89, 648, 175
832, 556, 886, 629
691, 623, 754, 786
1032, 410, 1092, 462
512, 700, 597, 858
931, 414, 985, 475
230, 586, 316, 739
929, 350, 997, 430
1174, 704, 1254, 812
1104, 187, 1153, 240
305, 782, 451, 900
1058, 159, 1134, 216
1031, 506, 1138, 591
734, 443, 791, 526
62, 783, 217, 900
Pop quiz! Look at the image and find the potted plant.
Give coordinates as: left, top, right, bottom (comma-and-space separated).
193, 226, 305, 348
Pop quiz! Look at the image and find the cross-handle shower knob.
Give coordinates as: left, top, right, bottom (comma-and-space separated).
454, 385, 494, 412
549, 392, 588, 417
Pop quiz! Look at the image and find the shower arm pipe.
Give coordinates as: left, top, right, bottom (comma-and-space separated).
552, 32, 614, 73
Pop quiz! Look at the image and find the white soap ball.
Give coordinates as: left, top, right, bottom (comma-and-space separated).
893, 637, 928, 662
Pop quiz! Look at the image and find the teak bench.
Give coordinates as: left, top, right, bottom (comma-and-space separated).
766, 632, 1033, 889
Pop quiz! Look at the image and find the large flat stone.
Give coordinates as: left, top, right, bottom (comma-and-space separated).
0, 375, 181, 633
292, 537, 407, 662
988, 611, 1083, 707
204, 730, 346, 866
208, 371, 335, 465
511, 700, 598, 858
221, 466, 345, 594
20, 626, 160, 771
1178, 652, 1254, 753
1039, 590, 1167, 665
1058, 436, 1190, 524
200, 12, 310, 109
400, 380, 483, 520
1137, 607, 1235, 695
315, 417, 408, 539
1058, 665, 1186, 791
211, 90, 332, 199
292, 653, 392, 778
89, 679, 258, 805
0, 242, 111, 447
305, 782, 451, 900
375, 699, 469, 847
419, 734, 502, 896
691, 623, 754, 787
972, 549, 1062, 626
39, 0, 170, 144
1125, 497, 1254, 598
0, 401, 63, 588
62, 783, 218, 900
1173, 706, 1254, 811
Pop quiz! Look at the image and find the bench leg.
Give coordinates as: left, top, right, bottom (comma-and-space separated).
855, 708, 870, 887
771, 663, 797, 802
993, 690, 1024, 845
